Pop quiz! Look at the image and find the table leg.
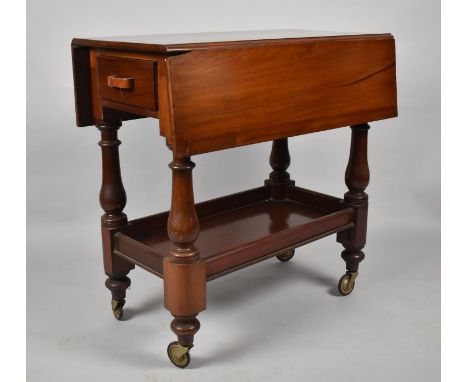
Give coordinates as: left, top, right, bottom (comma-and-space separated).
265, 138, 296, 262
164, 157, 206, 368
265, 138, 295, 199
337, 123, 370, 296
96, 119, 134, 320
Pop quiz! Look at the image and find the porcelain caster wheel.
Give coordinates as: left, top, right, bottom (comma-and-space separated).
276, 249, 295, 262
111, 299, 125, 320
167, 341, 192, 368
338, 271, 358, 296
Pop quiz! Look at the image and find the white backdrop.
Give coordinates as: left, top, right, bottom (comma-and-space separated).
27, 1, 440, 381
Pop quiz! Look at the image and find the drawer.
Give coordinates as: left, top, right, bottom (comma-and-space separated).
97, 56, 157, 110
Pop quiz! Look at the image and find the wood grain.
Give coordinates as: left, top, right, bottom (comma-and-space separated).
113, 186, 354, 280
163, 259, 206, 316
163, 37, 397, 156
97, 55, 157, 110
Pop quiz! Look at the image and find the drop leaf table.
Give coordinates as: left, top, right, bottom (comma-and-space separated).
71, 30, 397, 368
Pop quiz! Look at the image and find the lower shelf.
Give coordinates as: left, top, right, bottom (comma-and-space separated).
114, 185, 354, 280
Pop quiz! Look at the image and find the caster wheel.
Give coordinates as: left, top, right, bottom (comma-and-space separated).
167, 341, 192, 368
338, 271, 358, 296
111, 299, 125, 320
277, 249, 295, 262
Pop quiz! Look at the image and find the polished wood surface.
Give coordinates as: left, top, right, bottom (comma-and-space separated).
163, 259, 206, 316
107, 75, 135, 90
72, 29, 391, 53
265, 138, 295, 199
71, 30, 398, 367
114, 185, 354, 280
95, 119, 134, 306
72, 31, 397, 157
144, 200, 327, 258
71, 46, 93, 126
164, 157, 204, 349
97, 55, 158, 111
337, 124, 370, 272
163, 37, 396, 156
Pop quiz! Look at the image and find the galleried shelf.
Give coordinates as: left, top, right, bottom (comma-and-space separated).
71, 29, 398, 368
114, 185, 354, 280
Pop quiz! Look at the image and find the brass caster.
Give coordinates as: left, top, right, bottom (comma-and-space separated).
276, 249, 295, 262
338, 271, 358, 296
167, 341, 192, 368
111, 299, 125, 320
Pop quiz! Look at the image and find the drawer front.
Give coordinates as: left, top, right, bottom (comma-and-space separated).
97, 56, 157, 110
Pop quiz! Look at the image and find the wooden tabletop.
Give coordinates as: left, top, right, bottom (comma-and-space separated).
72, 29, 397, 156
72, 29, 392, 53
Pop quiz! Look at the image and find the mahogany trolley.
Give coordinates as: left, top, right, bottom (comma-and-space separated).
71, 30, 397, 368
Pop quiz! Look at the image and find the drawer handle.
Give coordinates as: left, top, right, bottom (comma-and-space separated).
107, 75, 134, 90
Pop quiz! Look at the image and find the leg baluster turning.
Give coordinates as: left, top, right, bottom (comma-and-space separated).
264, 138, 297, 262
164, 157, 206, 368
337, 124, 370, 295
96, 119, 134, 319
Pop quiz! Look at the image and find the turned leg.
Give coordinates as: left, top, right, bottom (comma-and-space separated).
96, 119, 134, 319
164, 157, 206, 368
265, 138, 295, 199
265, 138, 296, 261
337, 123, 370, 295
